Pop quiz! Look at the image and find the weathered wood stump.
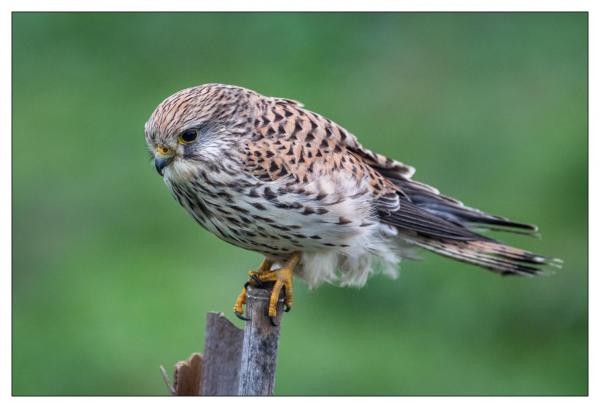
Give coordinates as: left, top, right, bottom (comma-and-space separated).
237, 285, 285, 395
162, 285, 285, 396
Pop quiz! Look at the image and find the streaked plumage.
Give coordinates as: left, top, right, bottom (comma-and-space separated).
145, 83, 560, 292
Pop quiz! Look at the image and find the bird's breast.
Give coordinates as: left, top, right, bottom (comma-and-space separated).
165, 171, 379, 258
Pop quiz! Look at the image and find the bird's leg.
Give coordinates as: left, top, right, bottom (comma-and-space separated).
247, 258, 275, 287
267, 252, 300, 324
233, 258, 273, 321
233, 253, 301, 325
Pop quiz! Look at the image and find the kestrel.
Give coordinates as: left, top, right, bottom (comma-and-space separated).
145, 84, 559, 323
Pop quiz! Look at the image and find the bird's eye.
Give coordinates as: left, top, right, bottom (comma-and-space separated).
178, 129, 198, 144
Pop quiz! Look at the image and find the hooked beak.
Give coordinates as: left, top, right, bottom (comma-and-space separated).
154, 146, 174, 176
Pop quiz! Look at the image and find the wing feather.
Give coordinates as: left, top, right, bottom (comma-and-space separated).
243, 98, 415, 187
240, 88, 557, 277
244, 96, 536, 240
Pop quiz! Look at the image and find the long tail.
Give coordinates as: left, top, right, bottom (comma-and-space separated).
408, 236, 561, 276
376, 177, 561, 275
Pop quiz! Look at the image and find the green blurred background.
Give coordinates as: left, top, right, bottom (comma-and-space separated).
12, 13, 587, 395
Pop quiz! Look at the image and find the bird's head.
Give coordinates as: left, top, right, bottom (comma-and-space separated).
144, 84, 259, 180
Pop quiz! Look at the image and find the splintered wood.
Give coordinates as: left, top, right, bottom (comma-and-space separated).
161, 285, 285, 396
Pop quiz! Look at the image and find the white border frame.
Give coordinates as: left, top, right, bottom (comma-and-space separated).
1, 1, 594, 407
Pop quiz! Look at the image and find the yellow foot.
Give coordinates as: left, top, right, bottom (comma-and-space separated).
233, 253, 301, 325
233, 258, 273, 320
233, 286, 250, 321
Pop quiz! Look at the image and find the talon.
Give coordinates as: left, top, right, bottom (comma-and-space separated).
268, 280, 284, 319
235, 311, 250, 321
265, 252, 300, 320
250, 273, 263, 287
233, 286, 248, 320
233, 254, 300, 323
282, 285, 292, 312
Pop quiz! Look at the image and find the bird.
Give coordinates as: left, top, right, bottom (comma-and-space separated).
144, 83, 560, 323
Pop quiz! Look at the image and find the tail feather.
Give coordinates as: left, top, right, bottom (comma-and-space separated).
377, 175, 561, 275
410, 237, 560, 276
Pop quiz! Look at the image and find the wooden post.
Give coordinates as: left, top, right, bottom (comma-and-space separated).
237, 285, 285, 396
201, 312, 244, 395
161, 285, 285, 396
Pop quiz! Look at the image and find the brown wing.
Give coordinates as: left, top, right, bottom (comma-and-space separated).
243, 96, 535, 241
243, 97, 412, 194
